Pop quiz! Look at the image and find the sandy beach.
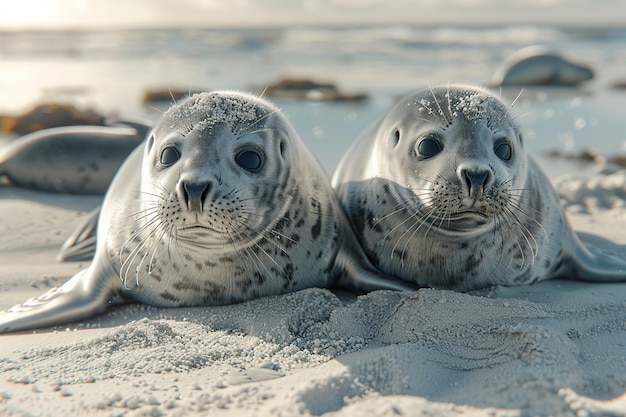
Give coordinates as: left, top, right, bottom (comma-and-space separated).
0, 166, 625, 416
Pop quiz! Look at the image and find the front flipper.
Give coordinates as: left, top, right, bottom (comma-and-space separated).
336, 245, 418, 293
0, 263, 125, 333
57, 207, 101, 262
559, 231, 626, 282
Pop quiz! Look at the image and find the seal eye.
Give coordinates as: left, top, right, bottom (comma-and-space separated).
236, 150, 263, 172
417, 137, 442, 159
160, 146, 180, 166
494, 141, 513, 161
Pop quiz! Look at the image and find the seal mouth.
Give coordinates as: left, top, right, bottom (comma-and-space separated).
438, 211, 492, 232
177, 224, 223, 237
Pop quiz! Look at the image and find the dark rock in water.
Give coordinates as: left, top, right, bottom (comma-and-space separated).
0, 103, 107, 136
545, 148, 604, 165
261, 77, 368, 103
576, 149, 603, 164
608, 155, 626, 168
267, 78, 337, 94
142, 88, 205, 104
610, 80, 626, 90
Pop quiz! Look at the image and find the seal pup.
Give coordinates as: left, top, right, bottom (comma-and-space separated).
492, 46, 594, 86
332, 84, 626, 291
0, 91, 411, 333
0, 119, 151, 194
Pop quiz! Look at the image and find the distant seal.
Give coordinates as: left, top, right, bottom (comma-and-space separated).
0, 91, 411, 333
0, 119, 151, 194
492, 46, 594, 86
332, 84, 626, 291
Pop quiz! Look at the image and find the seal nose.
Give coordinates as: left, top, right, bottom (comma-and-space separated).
460, 168, 491, 199
181, 181, 211, 213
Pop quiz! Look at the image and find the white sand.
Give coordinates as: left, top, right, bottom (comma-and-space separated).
1, 171, 625, 417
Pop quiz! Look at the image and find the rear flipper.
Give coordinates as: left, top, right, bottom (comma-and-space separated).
57, 207, 101, 262
106, 117, 153, 139
560, 231, 626, 282
0, 265, 124, 333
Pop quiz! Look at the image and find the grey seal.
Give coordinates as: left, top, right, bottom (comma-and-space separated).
0, 119, 151, 194
332, 84, 626, 291
492, 46, 594, 86
0, 91, 411, 333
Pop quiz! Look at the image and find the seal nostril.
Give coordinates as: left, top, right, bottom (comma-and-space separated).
182, 181, 211, 213
462, 169, 490, 198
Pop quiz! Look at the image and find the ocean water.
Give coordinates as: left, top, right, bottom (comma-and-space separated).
1, 24, 626, 174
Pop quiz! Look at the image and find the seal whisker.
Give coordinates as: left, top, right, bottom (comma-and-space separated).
428, 82, 450, 125
233, 108, 282, 138
134, 226, 167, 286
510, 88, 524, 108
147, 226, 170, 276
120, 220, 166, 289
230, 226, 285, 284
110, 215, 161, 259
446, 82, 454, 121
371, 203, 410, 229
242, 128, 275, 137
224, 228, 269, 283
398, 206, 442, 264
140, 190, 168, 201
229, 216, 292, 258
123, 207, 160, 224
511, 112, 530, 122
491, 214, 509, 272
408, 115, 443, 125
269, 230, 298, 245
118, 213, 162, 269
120, 219, 162, 282
221, 213, 292, 278
507, 196, 549, 240
501, 206, 539, 265
255, 240, 289, 280
380, 206, 417, 246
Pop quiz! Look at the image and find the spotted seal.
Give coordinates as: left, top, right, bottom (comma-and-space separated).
0, 91, 411, 333
492, 46, 594, 86
0, 119, 151, 194
332, 84, 626, 291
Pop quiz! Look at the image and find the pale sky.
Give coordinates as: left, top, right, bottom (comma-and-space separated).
0, 0, 624, 30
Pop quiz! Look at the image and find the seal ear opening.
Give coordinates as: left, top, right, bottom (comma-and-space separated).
279, 139, 288, 160
391, 129, 400, 147
146, 134, 155, 153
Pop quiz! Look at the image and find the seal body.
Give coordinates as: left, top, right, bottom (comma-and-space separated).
332, 84, 626, 291
0, 91, 410, 333
0, 121, 151, 194
492, 46, 594, 86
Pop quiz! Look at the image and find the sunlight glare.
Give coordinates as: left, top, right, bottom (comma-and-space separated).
0, 0, 73, 29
